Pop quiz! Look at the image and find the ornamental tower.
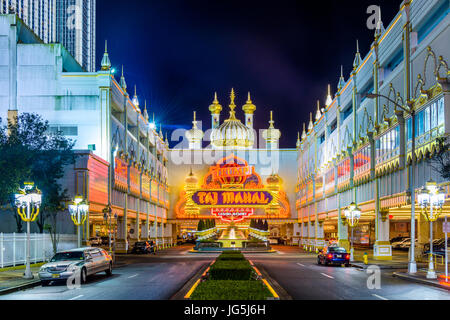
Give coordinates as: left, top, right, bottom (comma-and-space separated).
262, 111, 281, 149
186, 111, 204, 149
209, 92, 222, 129
242, 92, 256, 129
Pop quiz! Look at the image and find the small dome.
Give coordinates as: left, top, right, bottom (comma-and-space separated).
262, 111, 281, 142
185, 169, 198, 185
209, 92, 222, 115
242, 92, 256, 114
186, 111, 204, 143
267, 173, 282, 185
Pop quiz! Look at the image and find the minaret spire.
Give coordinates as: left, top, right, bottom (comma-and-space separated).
353, 40, 362, 70
101, 40, 111, 71
315, 100, 322, 121
228, 88, 237, 120
120, 65, 127, 92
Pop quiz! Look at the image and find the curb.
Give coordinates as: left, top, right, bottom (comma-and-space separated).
0, 279, 41, 296
170, 262, 211, 300
393, 272, 450, 291
252, 262, 292, 300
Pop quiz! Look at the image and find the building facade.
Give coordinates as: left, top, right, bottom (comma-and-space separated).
168, 90, 300, 243
1, 13, 171, 253
296, 0, 450, 260
1, 0, 96, 71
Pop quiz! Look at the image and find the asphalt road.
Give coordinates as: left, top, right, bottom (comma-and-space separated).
248, 246, 450, 300
0, 245, 217, 300
1, 245, 449, 300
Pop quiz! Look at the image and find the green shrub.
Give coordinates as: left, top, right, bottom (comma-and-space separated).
216, 253, 245, 261
221, 250, 241, 254
210, 260, 253, 280
191, 280, 273, 300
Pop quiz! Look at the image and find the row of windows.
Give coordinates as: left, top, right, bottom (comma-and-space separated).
48, 125, 78, 136
406, 97, 445, 140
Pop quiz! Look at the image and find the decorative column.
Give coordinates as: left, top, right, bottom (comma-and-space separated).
316, 220, 325, 250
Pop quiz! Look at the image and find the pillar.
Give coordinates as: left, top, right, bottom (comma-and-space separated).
316, 221, 325, 250
308, 221, 315, 252
337, 194, 350, 250
374, 210, 392, 260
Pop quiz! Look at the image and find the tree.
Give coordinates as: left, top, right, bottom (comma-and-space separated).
0, 113, 76, 240
427, 137, 450, 180
197, 220, 205, 231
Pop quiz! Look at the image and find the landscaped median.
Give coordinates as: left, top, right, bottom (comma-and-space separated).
184, 251, 279, 300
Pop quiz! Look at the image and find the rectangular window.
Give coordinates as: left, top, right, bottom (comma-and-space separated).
431, 102, 437, 129
48, 125, 78, 136
438, 98, 445, 126
424, 106, 430, 133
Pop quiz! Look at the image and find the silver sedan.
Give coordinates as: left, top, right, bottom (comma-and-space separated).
39, 247, 113, 286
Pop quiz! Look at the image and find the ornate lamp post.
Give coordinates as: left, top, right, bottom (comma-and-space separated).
14, 182, 42, 279
365, 93, 418, 274
68, 195, 89, 248
344, 202, 361, 262
103, 204, 118, 260
418, 180, 445, 279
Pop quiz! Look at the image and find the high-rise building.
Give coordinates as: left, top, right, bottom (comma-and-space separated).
0, 0, 96, 72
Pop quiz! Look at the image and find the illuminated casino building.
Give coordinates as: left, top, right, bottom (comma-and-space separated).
168, 89, 299, 243
296, 0, 450, 259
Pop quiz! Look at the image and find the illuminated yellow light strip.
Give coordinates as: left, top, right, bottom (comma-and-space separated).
378, 13, 403, 45
262, 279, 279, 299
184, 279, 201, 299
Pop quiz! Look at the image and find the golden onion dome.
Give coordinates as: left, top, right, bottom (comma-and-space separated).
185, 168, 198, 185
186, 111, 204, 143
267, 173, 282, 185
242, 92, 256, 114
209, 92, 222, 115
210, 89, 255, 149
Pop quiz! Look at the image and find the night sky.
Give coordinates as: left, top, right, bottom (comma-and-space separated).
96, 0, 401, 148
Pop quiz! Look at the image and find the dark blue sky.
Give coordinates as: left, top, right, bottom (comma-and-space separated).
96, 0, 400, 148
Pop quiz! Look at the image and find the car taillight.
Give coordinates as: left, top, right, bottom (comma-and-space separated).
345, 254, 350, 260
327, 254, 333, 259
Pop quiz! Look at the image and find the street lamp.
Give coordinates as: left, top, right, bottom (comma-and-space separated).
365, 93, 418, 274
344, 202, 361, 262
418, 180, 445, 279
14, 182, 42, 279
103, 204, 118, 261
68, 195, 89, 248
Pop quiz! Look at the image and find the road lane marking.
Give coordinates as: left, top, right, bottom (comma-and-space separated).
128, 274, 138, 279
297, 263, 305, 267
321, 273, 334, 279
372, 294, 388, 300
69, 295, 83, 300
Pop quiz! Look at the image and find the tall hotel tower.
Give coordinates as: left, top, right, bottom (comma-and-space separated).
1, 0, 96, 72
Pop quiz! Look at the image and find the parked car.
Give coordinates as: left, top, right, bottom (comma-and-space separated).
423, 239, 444, 252
131, 241, 151, 254
318, 246, 350, 267
399, 239, 418, 250
89, 237, 102, 246
392, 238, 410, 249
39, 247, 113, 286
390, 236, 408, 244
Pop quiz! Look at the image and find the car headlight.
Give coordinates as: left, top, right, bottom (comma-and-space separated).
66, 265, 80, 272
39, 266, 47, 272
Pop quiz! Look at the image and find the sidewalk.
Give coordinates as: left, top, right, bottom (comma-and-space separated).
0, 264, 43, 295
393, 271, 450, 291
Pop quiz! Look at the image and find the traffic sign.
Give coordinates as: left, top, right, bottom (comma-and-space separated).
443, 222, 450, 233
